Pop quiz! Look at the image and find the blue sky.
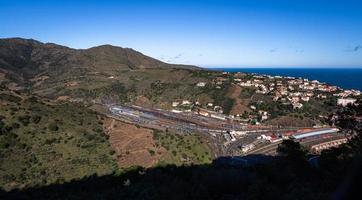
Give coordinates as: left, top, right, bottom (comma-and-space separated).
0, 0, 361, 67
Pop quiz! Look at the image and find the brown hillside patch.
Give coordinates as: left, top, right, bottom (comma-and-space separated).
103, 119, 167, 168
6, 82, 23, 91
56, 96, 70, 101
197, 93, 213, 105
65, 81, 79, 87
0, 72, 5, 81
227, 84, 251, 115
134, 95, 152, 107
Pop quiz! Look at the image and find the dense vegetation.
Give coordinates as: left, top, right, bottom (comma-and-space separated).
200, 79, 235, 115
68, 81, 130, 103
153, 130, 212, 165
0, 92, 117, 191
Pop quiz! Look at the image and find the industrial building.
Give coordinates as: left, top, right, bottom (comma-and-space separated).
291, 128, 339, 140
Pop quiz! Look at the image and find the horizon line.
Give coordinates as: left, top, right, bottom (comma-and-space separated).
202, 66, 362, 69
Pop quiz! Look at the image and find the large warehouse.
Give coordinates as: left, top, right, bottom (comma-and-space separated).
291, 128, 340, 140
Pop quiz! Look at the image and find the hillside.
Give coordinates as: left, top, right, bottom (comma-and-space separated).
0, 88, 118, 190
2, 101, 361, 199
0, 38, 208, 104
1, 38, 361, 199
0, 87, 212, 191
0, 38, 216, 191
0, 38, 199, 82
2, 101, 362, 200
1, 38, 347, 127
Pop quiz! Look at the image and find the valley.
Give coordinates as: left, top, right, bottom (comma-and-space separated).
0, 38, 360, 192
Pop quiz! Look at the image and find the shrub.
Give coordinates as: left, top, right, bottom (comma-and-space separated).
11, 122, 20, 129
149, 149, 155, 156
48, 122, 59, 132
0, 120, 5, 134
44, 138, 57, 145
18, 115, 31, 126
31, 115, 42, 124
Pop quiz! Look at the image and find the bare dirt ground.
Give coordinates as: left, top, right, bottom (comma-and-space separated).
0, 72, 5, 81
30, 75, 49, 87
228, 84, 251, 115
56, 96, 71, 101
134, 95, 152, 107
6, 82, 23, 91
103, 118, 167, 168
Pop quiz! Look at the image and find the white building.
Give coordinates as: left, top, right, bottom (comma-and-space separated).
293, 103, 303, 109
301, 96, 310, 102
242, 144, 255, 153
172, 102, 179, 107
230, 130, 247, 136
239, 81, 252, 87
210, 114, 226, 120
182, 100, 191, 105
259, 111, 269, 121
337, 98, 357, 107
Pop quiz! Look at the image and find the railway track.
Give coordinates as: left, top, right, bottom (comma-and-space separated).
246, 141, 283, 155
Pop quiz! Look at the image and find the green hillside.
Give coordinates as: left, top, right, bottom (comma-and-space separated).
0, 90, 117, 190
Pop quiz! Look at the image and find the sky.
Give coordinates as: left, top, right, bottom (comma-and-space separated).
0, 0, 362, 67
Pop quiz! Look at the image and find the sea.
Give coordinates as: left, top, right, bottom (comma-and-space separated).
211, 68, 362, 91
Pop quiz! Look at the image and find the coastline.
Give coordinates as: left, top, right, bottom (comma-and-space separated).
209, 68, 362, 91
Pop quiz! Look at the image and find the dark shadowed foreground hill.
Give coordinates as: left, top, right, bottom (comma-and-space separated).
1, 155, 361, 200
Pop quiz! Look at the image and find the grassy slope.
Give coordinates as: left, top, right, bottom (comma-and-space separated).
0, 91, 117, 191
0, 89, 213, 191
153, 130, 213, 166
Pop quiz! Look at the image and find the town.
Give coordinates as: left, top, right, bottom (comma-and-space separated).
171, 71, 360, 125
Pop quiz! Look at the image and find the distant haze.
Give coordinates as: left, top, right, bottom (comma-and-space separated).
1, 0, 362, 67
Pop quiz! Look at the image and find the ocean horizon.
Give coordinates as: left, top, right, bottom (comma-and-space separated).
209, 68, 362, 91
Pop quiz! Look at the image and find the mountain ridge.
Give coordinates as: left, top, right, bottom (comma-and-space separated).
0, 38, 201, 82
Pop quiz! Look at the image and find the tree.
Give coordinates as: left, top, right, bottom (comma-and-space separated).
31, 115, 41, 124
277, 139, 308, 163
17, 115, 31, 126
48, 122, 59, 132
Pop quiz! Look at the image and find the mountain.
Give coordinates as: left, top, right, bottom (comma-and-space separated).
0, 38, 206, 104
0, 38, 210, 191
0, 38, 199, 83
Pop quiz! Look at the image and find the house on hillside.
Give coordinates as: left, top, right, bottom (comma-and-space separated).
337, 98, 357, 107
196, 82, 206, 87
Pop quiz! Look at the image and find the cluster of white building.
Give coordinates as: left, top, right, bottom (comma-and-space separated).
235, 73, 360, 109
169, 72, 360, 125
333, 89, 360, 107
171, 99, 227, 120
337, 98, 357, 107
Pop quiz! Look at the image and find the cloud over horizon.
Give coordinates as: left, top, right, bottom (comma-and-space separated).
353, 45, 362, 52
